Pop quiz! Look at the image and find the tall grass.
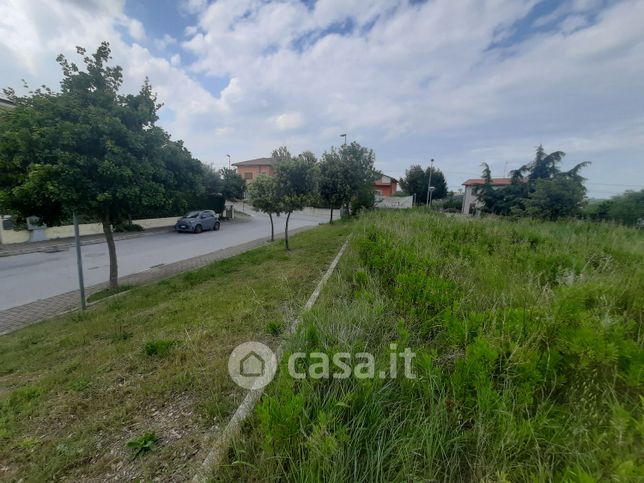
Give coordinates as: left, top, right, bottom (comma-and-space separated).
219, 211, 643, 481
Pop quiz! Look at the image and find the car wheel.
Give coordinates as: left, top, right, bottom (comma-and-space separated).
194, 224, 203, 234
214, 222, 220, 231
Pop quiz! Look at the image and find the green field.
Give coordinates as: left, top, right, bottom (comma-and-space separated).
0, 223, 350, 481
219, 211, 643, 481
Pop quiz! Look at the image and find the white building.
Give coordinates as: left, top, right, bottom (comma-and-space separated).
461, 178, 513, 215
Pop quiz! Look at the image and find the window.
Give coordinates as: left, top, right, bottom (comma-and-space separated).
244, 172, 253, 180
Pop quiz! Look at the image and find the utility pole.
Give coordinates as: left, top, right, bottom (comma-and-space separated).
227, 154, 231, 168
340, 133, 347, 146
73, 212, 86, 310
425, 158, 434, 206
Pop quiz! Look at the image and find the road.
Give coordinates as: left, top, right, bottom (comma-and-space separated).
0, 211, 328, 311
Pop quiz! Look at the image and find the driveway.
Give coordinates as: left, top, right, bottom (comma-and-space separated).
0, 210, 328, 312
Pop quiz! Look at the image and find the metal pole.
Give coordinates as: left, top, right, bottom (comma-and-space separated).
73, 212, 86, 310
340, 134, 347, 145
429, 159, 435, 207
227, 154, 231, 168
425, 158, 434, 205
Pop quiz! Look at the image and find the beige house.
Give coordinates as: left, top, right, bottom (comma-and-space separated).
461, 178, 513, 215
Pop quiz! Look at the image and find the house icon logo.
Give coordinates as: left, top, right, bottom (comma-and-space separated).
228, 342, 277, 390
240, 351, 265, 377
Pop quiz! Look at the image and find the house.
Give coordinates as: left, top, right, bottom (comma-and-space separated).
233, 157, 398, 197
0, 97, 15, 109
374, 174, 398, 197
232, 157, 277, 182
461, 177, 513, 215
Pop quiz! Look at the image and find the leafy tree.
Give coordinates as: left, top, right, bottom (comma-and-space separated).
319, 141, 376, 218
273, 147, 319, 250
248, 174, 281, 241
351, 183, 376, 213
585, 189, 644, 226
524, 177, 586, 220
399, 165, 425, 203
0, 43, 172, 289
219, 167, 245, 200
400, 164, 447, 204
479, 146, 590, 219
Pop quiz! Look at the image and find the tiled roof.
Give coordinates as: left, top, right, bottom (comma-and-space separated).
462, 177, 513, 186
232, 157, 275, 167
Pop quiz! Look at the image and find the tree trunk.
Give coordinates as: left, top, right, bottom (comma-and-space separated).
102, 210, 118, 289
285, 211, 291, 250
329, 206, 334, 223
269, 213, 274, 241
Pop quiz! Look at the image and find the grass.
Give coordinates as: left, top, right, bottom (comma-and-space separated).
218, 210, 643, 481
0, 222, 350, 481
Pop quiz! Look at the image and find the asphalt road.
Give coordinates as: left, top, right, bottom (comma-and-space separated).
0, 211, 328, 311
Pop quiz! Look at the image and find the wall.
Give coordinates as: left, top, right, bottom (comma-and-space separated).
374, 195, 413, 209
235, 164, 275, 182
0, 215, 179, 245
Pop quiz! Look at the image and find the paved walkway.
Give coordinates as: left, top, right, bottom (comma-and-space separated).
0, 226, 313, 336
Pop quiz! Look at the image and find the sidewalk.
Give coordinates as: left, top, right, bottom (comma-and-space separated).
0, 226, 314, 336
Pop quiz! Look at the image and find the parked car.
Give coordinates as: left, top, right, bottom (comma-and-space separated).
175, 210, 220, 233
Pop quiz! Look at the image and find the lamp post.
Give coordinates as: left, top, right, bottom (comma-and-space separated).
425, 158, 434, 206
340, 133, 347, 146
227, 154, 231, 168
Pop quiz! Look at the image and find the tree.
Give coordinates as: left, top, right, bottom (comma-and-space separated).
399, 165, 425, 203
478, 146, 590, 219
0, 43, 172, 289
219, 167, 245, 200
524, 177, 586, 220
400, 163, 447, 204
319, 141, 375, 218
273, 147, 319, 250
248, 174, 281, 241
319, 153, 344, 223
585, 189, 644, 226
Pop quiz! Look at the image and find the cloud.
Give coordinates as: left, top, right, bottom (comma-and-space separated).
274, 112, 303, 130
0, 0, 642, 196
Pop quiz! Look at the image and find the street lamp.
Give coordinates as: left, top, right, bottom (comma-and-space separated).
425, 158, 435, 206
340, 133, 347, 145
227, 154, 231, 167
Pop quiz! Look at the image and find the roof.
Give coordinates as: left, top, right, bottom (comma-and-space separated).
232, 157, 276, 167
374, 174, 398, 184
0, 97, 16, 108
462, 177, 513, 187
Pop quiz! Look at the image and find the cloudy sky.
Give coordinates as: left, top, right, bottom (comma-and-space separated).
1, 0, 643, 197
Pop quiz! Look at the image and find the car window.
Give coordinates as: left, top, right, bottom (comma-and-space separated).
185, 211, 200, 218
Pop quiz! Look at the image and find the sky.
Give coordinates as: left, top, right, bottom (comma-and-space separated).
1, 0, 643, 198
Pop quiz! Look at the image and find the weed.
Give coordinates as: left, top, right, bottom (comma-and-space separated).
218, 210, 644, 482
126, 432, 158, 457
143, 339, 177, 357
266, 320, 283, 336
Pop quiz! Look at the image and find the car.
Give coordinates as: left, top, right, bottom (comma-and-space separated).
175, 210, 220, 233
